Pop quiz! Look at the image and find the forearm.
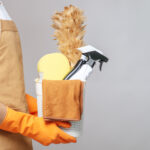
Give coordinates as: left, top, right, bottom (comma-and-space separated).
0, 103, 7, 124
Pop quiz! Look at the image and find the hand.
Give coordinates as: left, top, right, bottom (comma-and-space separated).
0, 107, 77, 146
33, 119, 77, 145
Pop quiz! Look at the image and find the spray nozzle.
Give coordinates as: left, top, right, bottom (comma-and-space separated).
78, 45, 109, 71
82, 51, 108, 71
78, 45, 109, 70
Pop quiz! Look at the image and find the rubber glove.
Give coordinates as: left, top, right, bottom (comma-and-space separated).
0, 106, 76, 146
26, 94, 38, 116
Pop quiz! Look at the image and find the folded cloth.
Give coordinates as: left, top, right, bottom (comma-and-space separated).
42, 80, 84, 121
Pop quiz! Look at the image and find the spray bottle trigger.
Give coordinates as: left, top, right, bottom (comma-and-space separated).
99, 60, 103, 71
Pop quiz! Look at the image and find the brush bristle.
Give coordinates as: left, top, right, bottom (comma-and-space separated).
52, 5, 86, 67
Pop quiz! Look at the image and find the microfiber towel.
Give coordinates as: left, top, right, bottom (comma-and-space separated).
42, 80, 84, 121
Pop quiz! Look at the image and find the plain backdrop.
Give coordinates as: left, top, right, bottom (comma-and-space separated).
3, 0, 150, 150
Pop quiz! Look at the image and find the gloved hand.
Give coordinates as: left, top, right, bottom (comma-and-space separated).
0, 106, 76, 146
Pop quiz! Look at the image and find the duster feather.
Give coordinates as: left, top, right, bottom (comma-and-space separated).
52, 5, 86, 67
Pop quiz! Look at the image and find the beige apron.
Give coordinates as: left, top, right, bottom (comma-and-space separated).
0, 20, 33, 150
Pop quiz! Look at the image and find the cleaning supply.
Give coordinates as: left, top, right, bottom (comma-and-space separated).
52, 5, 86, 68
64, 45, 109, 81
37, 53, 71, 80
35, 53, 85, 137
42, 80, 84, 121
0, 106, 77, 146
36, 6, 109, 138
62, 45, 108, 137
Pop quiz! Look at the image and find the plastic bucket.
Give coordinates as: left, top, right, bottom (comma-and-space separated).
35, 78, 83, 137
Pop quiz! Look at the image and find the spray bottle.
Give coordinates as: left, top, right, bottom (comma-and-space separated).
61, 45, 108, 137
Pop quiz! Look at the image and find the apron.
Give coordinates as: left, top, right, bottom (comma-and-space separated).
0, 20, 33, 150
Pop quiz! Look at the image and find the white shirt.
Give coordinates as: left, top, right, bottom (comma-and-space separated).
0, 1, 12, 20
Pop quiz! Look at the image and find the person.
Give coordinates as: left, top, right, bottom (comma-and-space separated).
0, 2, 76, 150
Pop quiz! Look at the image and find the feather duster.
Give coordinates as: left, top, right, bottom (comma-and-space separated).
52, 5, 86, 67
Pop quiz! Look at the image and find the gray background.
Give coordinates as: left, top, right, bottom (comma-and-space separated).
3, 0, 150, 150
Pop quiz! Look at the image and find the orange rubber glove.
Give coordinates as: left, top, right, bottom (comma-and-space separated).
26, 94, 38, 116
0, 107, 76, 146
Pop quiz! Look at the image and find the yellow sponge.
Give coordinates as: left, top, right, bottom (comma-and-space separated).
37, 53, 70, 80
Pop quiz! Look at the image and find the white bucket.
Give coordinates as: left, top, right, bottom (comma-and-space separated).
35, 76, 84, 137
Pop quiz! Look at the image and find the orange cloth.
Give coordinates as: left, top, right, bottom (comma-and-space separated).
25, 94, 38, 116
0, 107, 76, 146
42, 80, 84, 121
